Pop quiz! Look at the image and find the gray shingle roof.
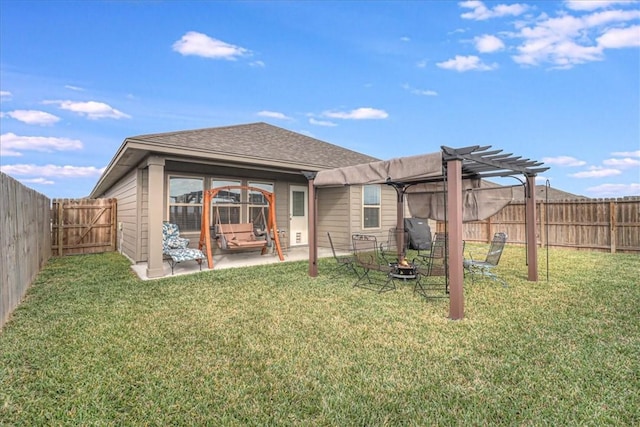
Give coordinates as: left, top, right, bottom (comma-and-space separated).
129, 122, 379, 169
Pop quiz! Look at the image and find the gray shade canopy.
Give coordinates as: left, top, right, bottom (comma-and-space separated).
313, 152, 443, 187
313, 150, 515, 221
405, 179, 513, 222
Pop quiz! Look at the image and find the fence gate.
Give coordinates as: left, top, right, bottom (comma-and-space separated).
51, 198, 117, 256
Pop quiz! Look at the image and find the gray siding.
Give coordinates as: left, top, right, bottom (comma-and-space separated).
102, 168, 140, 262
140, 169, 148, 262
273, 179, 290, 244
317, 187, 351, 250
319, 185, 402, 250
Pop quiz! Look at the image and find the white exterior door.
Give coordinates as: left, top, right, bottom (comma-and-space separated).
289, 185, 308, 246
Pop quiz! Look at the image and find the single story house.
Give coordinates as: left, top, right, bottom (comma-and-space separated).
89, 122, 404, 278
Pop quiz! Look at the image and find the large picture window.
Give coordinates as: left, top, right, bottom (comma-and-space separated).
211, 180, 241, 227
169, 176, 203, 231
363, 185, 381, 229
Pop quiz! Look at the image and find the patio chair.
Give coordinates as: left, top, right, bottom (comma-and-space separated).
414, 233, 449, 298
162, 221, 205, 274
379, 227, 409, 264
352, 234, 395, 293
327, 232, 359, 278
463, 232, 508, 286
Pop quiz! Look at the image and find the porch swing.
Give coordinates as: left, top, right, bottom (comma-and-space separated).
214, 203, 271, 251
199, 185, 284, 269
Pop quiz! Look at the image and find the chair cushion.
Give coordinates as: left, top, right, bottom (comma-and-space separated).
165, 248, 205, 263
166, 236, 189, 249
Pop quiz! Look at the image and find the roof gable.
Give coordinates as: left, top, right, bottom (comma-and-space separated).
129, 122, 378, 169
90, 122, 379, 197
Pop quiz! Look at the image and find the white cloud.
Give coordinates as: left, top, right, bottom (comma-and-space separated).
585, 9, 640, 27
542, 156, 587, 166
585, 182, 640, 197
257, 110, 291, 120
416, 59, 429, 68
611, 150, 640, 157
474, 34, 505, 53
436, 55, 498, 71
400, 36, 411, 42
19, 177, 55, 185
570, 166, 622, 178
603, 157, 640, 168
5, 110, 60, 125
565, 0, 638, 12
0, 133, 83, 156
512, 8, 640, 69
309, 118, 337, 127
460, 1, 529, 21
322, 107, 389, 120
172, 31, 250, 60
402, 83, 438, 96
0, 91, 12, 100
0, 164, 104, 178
44, 100, 131, 120
249, 60, 265, 67
597, 25, 640, 48
65, 85, 85, 92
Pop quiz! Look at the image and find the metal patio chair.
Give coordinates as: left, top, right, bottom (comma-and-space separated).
327, 232, 359, 278
352, 234, 396, 293
379, 227, 409, 264
414, 233, 449, 298
463, 232, 508, 286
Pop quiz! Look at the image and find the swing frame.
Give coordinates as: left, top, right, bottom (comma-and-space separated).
199, 185, 284, 269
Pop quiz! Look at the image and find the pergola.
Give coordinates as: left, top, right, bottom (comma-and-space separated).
305, 145, 550, 320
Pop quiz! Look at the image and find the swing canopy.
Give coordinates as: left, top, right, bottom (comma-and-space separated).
199, 185, 284, 269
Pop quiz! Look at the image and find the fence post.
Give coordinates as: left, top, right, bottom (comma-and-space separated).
609, 201, 616, 254
540, 200, 546, 248
57, 200, 64, 256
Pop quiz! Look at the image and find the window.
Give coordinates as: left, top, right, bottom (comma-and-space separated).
292, 190, 305, 217
363, 185, 381, 229
248, 182, 273, 231
211, 180, 241, 227
169, 176, 203, 231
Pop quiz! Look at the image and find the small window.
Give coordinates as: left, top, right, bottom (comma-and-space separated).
292, 191, 305, 217
363, 185, 380, 229
169, 176, 203, 231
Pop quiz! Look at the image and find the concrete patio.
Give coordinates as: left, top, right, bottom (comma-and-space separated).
131, 245, 337, 280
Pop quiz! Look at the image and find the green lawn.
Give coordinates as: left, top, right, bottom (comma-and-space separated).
1, 246, 638, 426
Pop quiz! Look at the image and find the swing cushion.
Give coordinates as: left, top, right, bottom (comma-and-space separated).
218, 223, 267, 249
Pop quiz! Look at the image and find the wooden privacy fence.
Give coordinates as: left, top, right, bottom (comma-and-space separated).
1, 172, 51, 330
52, 198, 117, 256
457, 198, 640, 254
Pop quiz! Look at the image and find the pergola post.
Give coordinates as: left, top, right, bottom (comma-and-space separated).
446, 158, 464, 320
304, 172, 318, 277
526, 174, 538, 281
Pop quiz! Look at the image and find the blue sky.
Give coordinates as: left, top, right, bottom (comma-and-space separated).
1, 0, 639, 199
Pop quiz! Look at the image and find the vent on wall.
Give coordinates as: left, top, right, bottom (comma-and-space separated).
296, 232, 302, 244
